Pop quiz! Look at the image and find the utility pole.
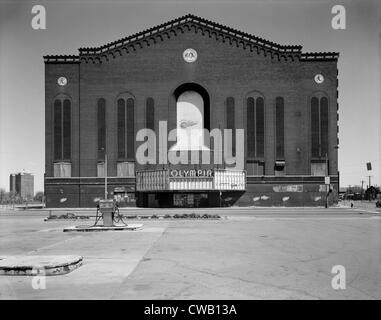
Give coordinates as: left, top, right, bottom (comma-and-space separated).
361, 180, 365, 200
366, 175, 372, 188
366, 175, 372, 201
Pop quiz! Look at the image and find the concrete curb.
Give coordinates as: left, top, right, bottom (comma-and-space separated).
63, 224, 143, 232
0, 255, 83, 276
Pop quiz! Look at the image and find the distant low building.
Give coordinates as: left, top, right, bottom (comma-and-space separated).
9, 172, 34, 200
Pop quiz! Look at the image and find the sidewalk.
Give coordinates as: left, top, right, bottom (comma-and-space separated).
339, 200, 381, 213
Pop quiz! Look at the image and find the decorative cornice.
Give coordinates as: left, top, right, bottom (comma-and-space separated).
44, 14, 339, 64
44, 55, 79, 64
300, 52, 339, 62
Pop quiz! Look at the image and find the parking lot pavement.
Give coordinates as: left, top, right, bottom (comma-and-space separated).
0, 207, 380, 299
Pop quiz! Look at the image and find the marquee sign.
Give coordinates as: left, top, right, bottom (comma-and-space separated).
170, 169, 213, 178
136, 169, 245, 192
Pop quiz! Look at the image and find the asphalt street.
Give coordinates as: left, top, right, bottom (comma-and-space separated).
0, 206, 380, 299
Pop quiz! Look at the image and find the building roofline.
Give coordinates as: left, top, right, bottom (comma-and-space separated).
43, 55, 80, 64
44, 14, 339, 64
79, 14, 302, 54
300, 52, 339, 62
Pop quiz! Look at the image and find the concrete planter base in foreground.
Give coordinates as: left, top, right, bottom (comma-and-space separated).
0, 255, 83, 276
63, 224, 143, 232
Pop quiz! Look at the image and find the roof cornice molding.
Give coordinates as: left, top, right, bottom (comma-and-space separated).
44, 14, 339, 64
44, 55, 80, 64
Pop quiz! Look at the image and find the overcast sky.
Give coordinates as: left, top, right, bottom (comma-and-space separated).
0, 0, 380, 192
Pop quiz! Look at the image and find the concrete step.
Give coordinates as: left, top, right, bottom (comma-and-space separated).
0, 255, 83, 276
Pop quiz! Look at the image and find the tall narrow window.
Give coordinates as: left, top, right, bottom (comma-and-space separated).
256, 97, 264, 158
54, 98, 71, 160
247, 97, 255, 158
246, 95, 265, 159
275, 97, 284, 159
320, 97, 329, 158
311, 97, 320, 158
97, 98, 106, 160
54, 99, 62, 160
311, 96, 329, 158
226, 97, 235, 156
117, 98, 126, 159
146, 98, 155, 131
62, 99, 71, 160
126, 98, 135, 160
117, 97, 135, 160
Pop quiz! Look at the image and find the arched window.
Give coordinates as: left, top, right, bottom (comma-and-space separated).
146, 98, 155, 131
117, 98, 125, 159
275, 97, 284, 160
311, 96, 329, 159
54, 99, 62, 160
126, 98, 135, 159
226, 97, 235, 156
54, 98, 71, 161
117, 97, 135, 160
246, 95, 265, 159
320, 97, 329, 158
256, 97, 264, 158
247, 97, 255, 158
97, 98, 106, 160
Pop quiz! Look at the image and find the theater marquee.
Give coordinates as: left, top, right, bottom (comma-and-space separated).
136, 169, 245, 192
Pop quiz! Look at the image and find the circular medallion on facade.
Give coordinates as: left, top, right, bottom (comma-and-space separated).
183, 48, 197, 63
314, 74, 324, 84
57, 76, 68, 86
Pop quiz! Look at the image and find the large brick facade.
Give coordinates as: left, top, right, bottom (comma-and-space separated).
44, 14, 339, 208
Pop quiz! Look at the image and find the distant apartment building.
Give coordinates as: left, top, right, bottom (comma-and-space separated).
9, 172, 34, 200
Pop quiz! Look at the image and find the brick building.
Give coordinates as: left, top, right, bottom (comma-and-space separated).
44, 14, 339, 208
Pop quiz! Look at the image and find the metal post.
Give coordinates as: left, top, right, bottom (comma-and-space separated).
367, 175, 372, 188
325, 153, 329, 208
361, 180, 365, 201
105, 153, 108, 200
367, 175, 372, 201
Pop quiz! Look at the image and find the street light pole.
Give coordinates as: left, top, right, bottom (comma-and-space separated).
104, 152, 108, 200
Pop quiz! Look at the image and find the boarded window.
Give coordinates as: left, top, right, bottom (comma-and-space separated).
311, 162, 327, 176
146, 98, 155, 131
53, 162, 71, 177
246, 161, 265, 176
275, 97, 284, 159
97, 162, 105, 177
117, 162, 135, 177
97, 98, 106, 160
226, 97, 235, 156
